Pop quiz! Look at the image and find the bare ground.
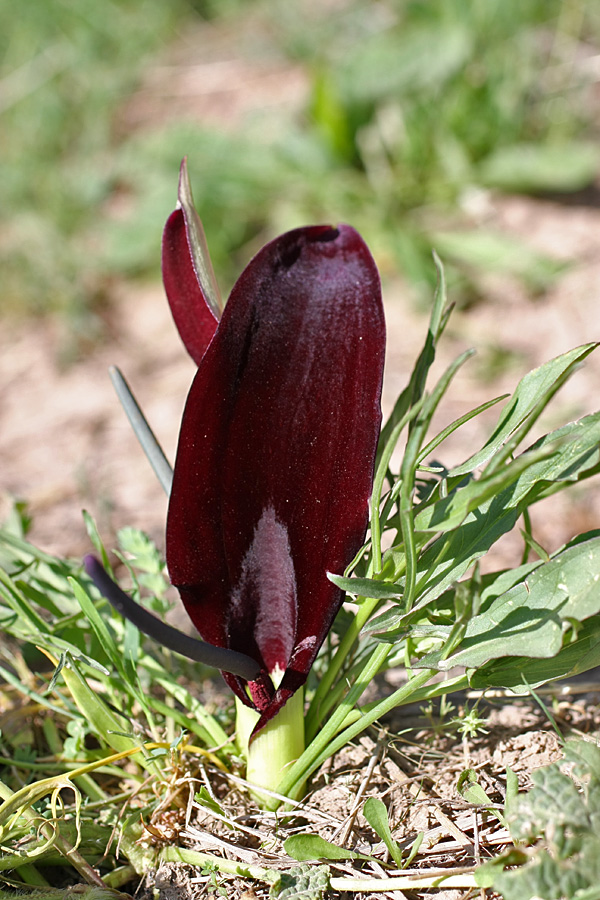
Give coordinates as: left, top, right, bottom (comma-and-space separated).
135, 683, 600, 900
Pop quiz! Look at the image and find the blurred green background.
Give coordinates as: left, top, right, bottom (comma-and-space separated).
2, 0, 599, 341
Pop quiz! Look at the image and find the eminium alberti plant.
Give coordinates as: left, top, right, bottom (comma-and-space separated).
2, 158, 600, 895
86, 158, 386, 801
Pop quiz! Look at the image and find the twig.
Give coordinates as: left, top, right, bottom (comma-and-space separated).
334, 736, 385, 846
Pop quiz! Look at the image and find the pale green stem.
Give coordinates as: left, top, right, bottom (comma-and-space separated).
278, 666, 435, 802
236, 688, 305, 810
278, 643, 392, 800
330, 872, 478, 891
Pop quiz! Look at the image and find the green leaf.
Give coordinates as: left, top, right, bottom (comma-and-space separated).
509, 411, 600, 506
415, 406, 600, 538
457, 769, 506, 826
377, 250, 449, 463
195, 786, 227, 821
449, 344, 597, 477
82, 510, 112, 574
505, 767, 519, 821
368, 605, 405, 635
363, 797, 404, 867
0, 566, 52, 636
68, 577, 119, 670
59, 655, 140, 757
270, 863, 330, 900
327, 574, 402, 601
425, 536, 600, 671
109, 367, 173, 496
469, 613, 600, 691
479, 561, 543, 608
417, 393, 507, 466
342, 23, 472, 103
284, 834, 371, 862
151, 675, 230, 750
398, 404, 600, 616
414, 444, 553, 533
411, 499, 521, 611
482, 740, 600, 899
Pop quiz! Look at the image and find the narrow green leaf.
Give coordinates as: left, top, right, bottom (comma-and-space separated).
82, 511, 112, 573
449, 344, 597, 477
363, 797, 404, 868
109, 366, 173, 496
429, 536, 600, 671
371, 399, 422, 572
504, 767, 519, 820
0, 567, 51, 635
60, 656, 139, 756
122, 618, 141, 683
0, 528, 63, 567
417, 393, 507, 466
327, 574, 402, 600
68, 577, 120, 670
377, 252, 449, 461
399, 349, 475, 610
150, 674, 230, 750
414, 444, 553, 533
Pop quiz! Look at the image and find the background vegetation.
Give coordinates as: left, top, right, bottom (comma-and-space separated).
2, 0, 598, 331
